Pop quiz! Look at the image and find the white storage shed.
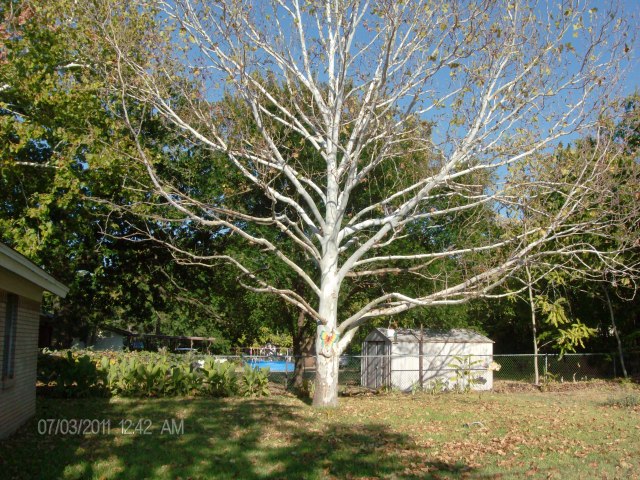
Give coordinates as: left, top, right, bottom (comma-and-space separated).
361, 328, 494, 392
90, 326, 130, 351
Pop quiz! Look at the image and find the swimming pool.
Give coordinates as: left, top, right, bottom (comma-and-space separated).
248, 358, 295, 373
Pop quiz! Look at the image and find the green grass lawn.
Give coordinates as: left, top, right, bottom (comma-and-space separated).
1, 382, 639, 479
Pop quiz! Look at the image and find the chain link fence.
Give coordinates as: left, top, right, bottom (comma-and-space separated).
492, 353, 618, 383
229, 353, 624, 390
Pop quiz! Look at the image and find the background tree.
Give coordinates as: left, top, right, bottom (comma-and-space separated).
0, 0, 237, 347
502, 95, 640, 382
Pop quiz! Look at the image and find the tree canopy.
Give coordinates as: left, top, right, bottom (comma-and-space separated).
65, 0, 638, 406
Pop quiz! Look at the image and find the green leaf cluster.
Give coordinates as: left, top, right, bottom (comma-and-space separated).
37, 349, 270, 398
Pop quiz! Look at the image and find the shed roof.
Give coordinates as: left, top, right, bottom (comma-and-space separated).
0, 243, 68, 298
368, 328, 493, 344
98, 325, 134, 337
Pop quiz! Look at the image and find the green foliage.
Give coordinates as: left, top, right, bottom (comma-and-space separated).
535, 296, 571, 328
3, 1, 636, 367
297, 377, 315, 399
103, 354, 200, 397
0, 0, 231, 346
164, 363, 201, 396
448, 355, 485, 393
38, 350, 105, 397
38, 350, 268, 398
102, 354, 181, 397
535, 295, 597, 357
424, 378, 449, 395
539, 322, 598, 357
200, 359, 239, 397
248, 326, 293, 348
49, 352, 105, 398
239, 366, 270, 397
410, 381, 424, 395
539, 371, 559, 390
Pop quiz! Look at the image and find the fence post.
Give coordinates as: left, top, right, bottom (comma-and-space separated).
375, 365, 379, 389
285, 363, 289, 389
419, 326, 424, 389
544, 354, 548, 378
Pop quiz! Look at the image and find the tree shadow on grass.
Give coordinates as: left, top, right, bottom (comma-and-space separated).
1, 396, 483, 479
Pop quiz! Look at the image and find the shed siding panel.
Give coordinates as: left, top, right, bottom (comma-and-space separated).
363, 329, 494, 392
92, 333, 125, 351
389, 341, 493, 392
0, 291, 41, 439
0, 290, 5, 389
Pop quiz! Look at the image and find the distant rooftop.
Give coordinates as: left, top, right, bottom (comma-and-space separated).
373, 328, 493, 344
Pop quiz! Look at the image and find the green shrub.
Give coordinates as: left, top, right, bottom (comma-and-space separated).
200, 359, 238, 397
100, 355, 135, 395
37, 350, 68, 385
448, 355, 484, 393
165, 363, 201, 396
38, 349, 272, 398
100, 352, 200, 397
52, 352, 104, 398
101, 355, 173, 397
240, 366, 270, 397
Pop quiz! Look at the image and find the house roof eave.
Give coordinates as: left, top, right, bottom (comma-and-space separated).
0, 243, 69, 298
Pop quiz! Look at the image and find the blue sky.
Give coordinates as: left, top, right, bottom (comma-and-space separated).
619, 0, 640, 95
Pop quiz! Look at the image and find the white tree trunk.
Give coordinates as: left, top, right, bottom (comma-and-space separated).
313, 246, 342, 407
313, 345, 340, 407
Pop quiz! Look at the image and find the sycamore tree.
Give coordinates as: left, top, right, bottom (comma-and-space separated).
83, 0, 637, 406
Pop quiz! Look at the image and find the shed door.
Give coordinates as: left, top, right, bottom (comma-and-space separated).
364, 341, 389, 388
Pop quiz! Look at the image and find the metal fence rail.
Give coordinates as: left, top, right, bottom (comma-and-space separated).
189, 353, 624, 390
231, 353, 621, 390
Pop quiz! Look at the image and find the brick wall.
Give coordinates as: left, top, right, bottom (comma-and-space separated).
0, 289, 41, 439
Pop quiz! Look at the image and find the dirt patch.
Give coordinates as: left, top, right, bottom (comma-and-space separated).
492, 378, 638, 394
492, 380, 541, 393
270, 379, 638, 397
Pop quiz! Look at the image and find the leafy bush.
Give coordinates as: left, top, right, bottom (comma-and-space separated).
240, 366, 270, 397
37, 349, 267, 398
37, 350, 68, 385
200, 359, 238, 397
37, 351, 105, 398
411, 378, 448, 395
101, 355, 173, 397
100, 352, 201, 397
165, 363, 201, 396
448, 355, 484, 393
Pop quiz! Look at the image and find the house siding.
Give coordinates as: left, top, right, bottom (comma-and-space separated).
0, 289, 41, 439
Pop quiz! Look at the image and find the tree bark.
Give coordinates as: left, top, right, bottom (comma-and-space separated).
292, 310, 314, 390
313, 349, 340, 407
603, 287, 628, 379
526, 266, 540, 385
312, 265, 341, 407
